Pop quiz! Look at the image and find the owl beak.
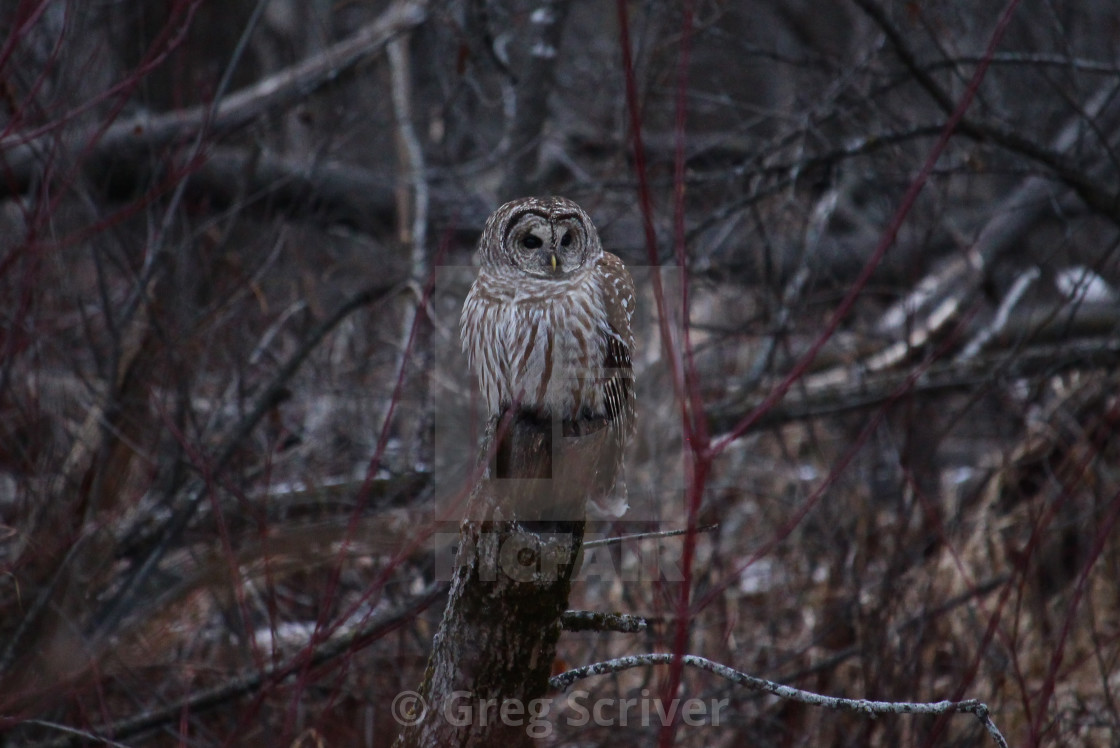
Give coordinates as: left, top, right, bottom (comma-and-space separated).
550, 252, 558, 272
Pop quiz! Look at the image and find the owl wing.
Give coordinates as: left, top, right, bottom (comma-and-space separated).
597, 252, 636, 430
586, 253, 636, 518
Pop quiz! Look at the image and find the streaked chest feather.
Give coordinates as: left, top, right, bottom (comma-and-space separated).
462, 272, 609, 418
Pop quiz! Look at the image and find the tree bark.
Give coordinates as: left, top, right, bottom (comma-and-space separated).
394, 411, 607, 747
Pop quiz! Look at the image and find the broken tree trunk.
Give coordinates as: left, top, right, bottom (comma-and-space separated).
394, 410, 611, 747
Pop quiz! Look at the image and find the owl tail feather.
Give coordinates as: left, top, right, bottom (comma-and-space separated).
587, 471, 629, 519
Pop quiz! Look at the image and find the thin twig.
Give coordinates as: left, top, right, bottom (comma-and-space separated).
582, 524, 718, 549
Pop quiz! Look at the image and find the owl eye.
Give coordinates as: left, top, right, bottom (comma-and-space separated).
560, 232, 573, 247
522, 235, 543, 249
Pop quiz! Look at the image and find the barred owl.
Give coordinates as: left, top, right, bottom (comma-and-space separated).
460, 196, 635, 518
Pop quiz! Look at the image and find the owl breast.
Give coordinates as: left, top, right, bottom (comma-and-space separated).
462, 269, 611, 421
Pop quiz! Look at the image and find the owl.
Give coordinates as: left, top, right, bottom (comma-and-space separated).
460, 196, 635, 518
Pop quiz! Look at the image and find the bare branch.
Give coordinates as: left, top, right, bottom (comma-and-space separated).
711, 335, 1120, 435
388, 34, 429, 261
181, 145, 488, 234
89, 278, 406, 643
0, 0, 431, 196
550, 653, 1009, 748
853, 0, 1120, 222
560, 610, 647, 633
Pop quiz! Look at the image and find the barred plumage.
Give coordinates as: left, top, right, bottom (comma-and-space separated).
460, 197, 635, 516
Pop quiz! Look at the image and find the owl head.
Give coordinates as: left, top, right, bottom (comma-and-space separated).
479, 196, 603, 279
